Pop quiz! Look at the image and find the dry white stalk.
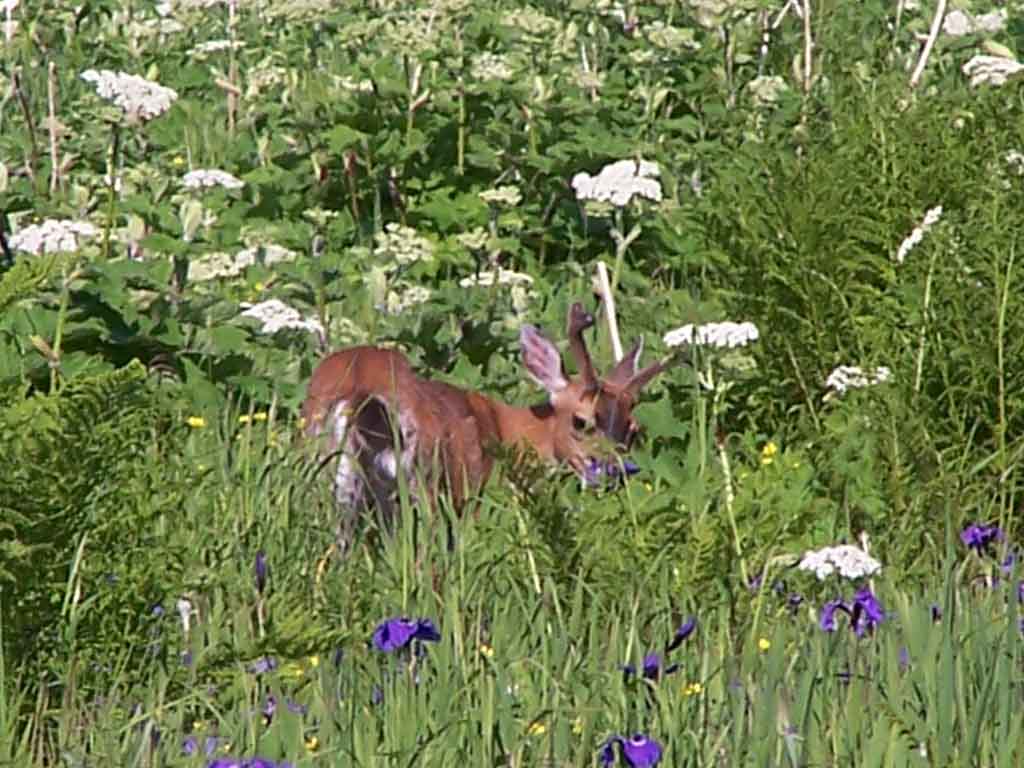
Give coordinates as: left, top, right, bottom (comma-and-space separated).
909, 0, 947, 89
595, 261, 623, 362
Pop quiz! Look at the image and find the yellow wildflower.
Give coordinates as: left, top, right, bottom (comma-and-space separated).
305, 735, 319, 752
571, 717, 584, 735
238, 412, 269, 424
684, 682, 703, 696
760, 441, 778, 465
758, 637, 771, 651
479, 643, 495, 659
172, 156, 185, 167
186, 416, 206, 429
527, 721, 546, 736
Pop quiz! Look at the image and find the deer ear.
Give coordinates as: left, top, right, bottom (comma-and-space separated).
520, 324, 568, 393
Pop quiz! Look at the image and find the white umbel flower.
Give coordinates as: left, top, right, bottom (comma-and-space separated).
239, 299, 324, 338
962, 55, 1024, 88
373, 223, 434, 267
1006, 151, 1024, 176
188, 39, 243, 56
458, 268, 534, 288
80, 69, 178, 121
471, 52, 515, 81
479, 185, 522, 207
189, 244, 297, 281
798, 544, 882, 581
943, 9, 1007, 37
386, 285, 432, 314
663, 321, 760, 349
571, 159, 662, 207
9, 219, 98, 254
825, 365, 892, 394
895, 205, 942, 264
182, 169, 245, 190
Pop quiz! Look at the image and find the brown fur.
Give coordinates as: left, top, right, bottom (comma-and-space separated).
301, 304, 677, 512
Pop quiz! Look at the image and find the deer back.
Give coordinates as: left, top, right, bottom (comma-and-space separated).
302, 346, 503, 508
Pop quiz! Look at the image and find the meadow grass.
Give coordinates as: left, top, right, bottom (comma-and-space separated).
3, 0, 1024, 764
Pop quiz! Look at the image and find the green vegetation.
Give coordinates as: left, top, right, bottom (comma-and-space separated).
1, 0, 1022, 764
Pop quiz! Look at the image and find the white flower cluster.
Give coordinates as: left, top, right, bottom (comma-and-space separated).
239, 299, 324, 338
247, 63, 290, 99
479, 185, 522, 207
943, 9, 1006, 37
962, 55, 1024, 88
825, 365, 892, 395
456, 227, 489, 251
334, 75, 375, 94
373, 223, 434, 267
646, 22, 700, 51
502, 7, 559, 36
80, 69, 178, 121
471, 52, 515, 82
386, 285, 432, 315
9, 218, 98, 254
156, 0, 226, 13
663, 321, 760, 349
188, 39, 243, 57
458, 268, 534, 288
895, 205, 942, 264
1007, 150, 1024, 177
189, 244, 297, 281
746, 75, 790, 108
798, 544, 882, 581
182, 169, 245, 190
571, 160, 662, 207
459, 268, 535, 313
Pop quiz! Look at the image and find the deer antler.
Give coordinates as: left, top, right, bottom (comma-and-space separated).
628, 347, 692, 396
567, 302, 598, 392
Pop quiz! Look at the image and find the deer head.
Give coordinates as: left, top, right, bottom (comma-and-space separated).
518, 302, 677, 482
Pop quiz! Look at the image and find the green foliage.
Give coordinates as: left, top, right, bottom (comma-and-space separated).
2, 0, 1024, 762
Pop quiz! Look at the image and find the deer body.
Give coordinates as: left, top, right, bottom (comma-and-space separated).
301, 304, 675, 536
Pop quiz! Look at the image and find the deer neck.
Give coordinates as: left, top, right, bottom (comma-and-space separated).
489, 398, 557, 461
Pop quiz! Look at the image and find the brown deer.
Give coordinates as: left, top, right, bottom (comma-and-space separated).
301, 303, 677, 539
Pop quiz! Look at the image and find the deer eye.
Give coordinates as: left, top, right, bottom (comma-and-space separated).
572, 415, 592, 433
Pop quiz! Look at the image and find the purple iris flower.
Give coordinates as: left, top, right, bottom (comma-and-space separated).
584, 458, 641, 488
255, 551, 268, 595
819, 588, 885, 636
207, 759, 293, 768
262, 696, 307, 724
621, 652, 679, 681
667, 617, 697, 650
961, 524, 1003, 554
930, 604, 942, 622
183, 736, 223, 757
820, 599, 845, 632
372, 618, 441, 653
850, 587, 884, 635
623, 617, 696, 681
248, 657, 278, 675
787, 593, 804, 614
599, 734, 663, 767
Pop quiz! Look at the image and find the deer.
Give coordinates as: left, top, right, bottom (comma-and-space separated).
301, 302, 678, 542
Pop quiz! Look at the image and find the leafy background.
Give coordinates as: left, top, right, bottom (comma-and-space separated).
1, 0, 1023, 765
